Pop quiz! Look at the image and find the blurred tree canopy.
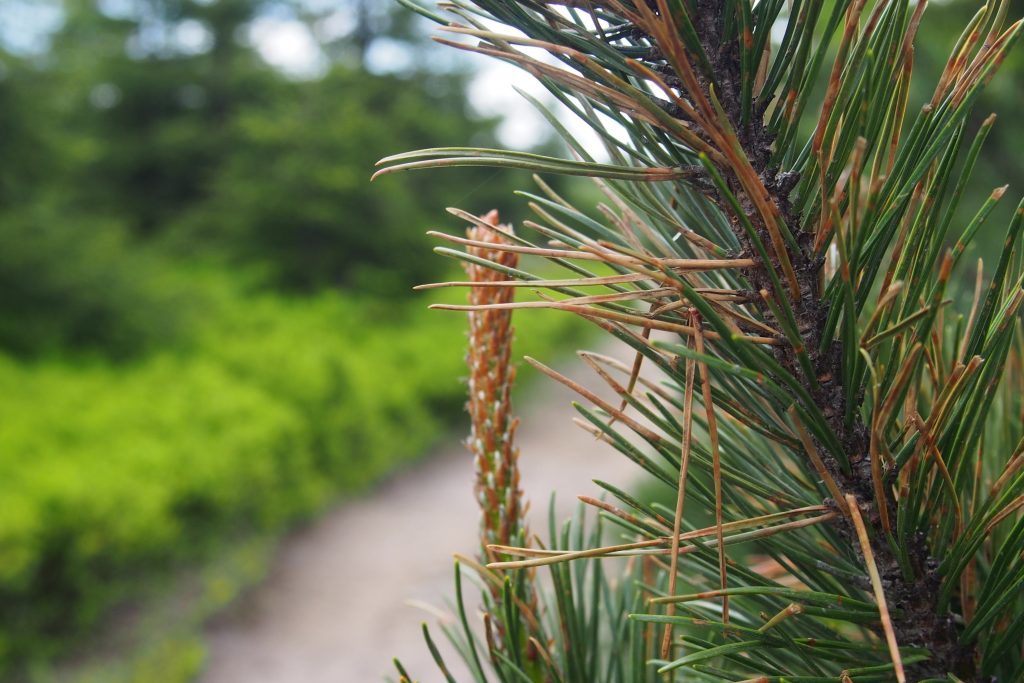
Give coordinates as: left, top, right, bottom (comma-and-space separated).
913, 0, 1024, 234
0, 0, 533, 355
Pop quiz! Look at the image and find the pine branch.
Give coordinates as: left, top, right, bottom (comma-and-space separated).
614, 3, 974, 679
637, 7, 967, 677
386, 1, 1024, 680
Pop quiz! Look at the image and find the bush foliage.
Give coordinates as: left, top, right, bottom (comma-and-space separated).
0, 281, 581, 671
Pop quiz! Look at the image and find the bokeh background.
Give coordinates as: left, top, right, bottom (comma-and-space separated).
0, 0, 1020, 681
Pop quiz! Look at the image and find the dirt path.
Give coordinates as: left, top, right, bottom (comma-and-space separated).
198, 343, 645, 683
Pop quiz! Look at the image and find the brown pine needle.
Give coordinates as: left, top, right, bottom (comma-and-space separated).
577, 348, 648, 419
463, 288, 677, 309
912, 415, 963, 540
707, 297, 782, 337
482, 613, 500, 667
990, 437, 1024, 496
661, 322, 697, 658
812, 0, 869, 159
652, 292, 755, 316
525, 357, 666, 447
612, 327, 651, 424
487, 507, 833, 569
846, 494, 906, 683
868, 431, 892, 534
862, 281, 905, 340
578, 495, 672, 533
434, 302, 782, 345
414, 272, 652, 290
863, 301, 951, 349
427, 230, 756, 270
694, 311, 729, 625
789, 406, 851, 518
527, 636, 562, 680
913, 356, 982, 451
984, 494, 1024, 534
579, 352, 676, 404
875, 343, 924, 427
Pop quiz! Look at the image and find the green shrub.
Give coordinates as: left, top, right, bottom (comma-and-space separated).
0, 282, 583, 673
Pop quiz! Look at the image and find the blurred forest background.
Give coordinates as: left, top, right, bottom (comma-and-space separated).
0, 0, 1020, 681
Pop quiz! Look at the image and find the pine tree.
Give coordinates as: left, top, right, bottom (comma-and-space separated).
378, 1, 1024, 681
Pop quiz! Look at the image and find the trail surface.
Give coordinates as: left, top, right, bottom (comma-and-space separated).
199, 343, 644, 683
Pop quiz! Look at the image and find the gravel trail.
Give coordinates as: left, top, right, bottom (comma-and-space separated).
198, 342, 644, 683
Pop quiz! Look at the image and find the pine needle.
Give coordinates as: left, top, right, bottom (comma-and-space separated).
661, 317, 697, 658
846, 494, 906, 683
694, 311, 729, 625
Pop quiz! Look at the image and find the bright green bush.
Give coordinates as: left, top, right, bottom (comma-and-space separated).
0, 283, 583, 672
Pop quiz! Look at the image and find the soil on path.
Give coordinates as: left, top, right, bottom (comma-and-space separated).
198, 342, 646, 683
